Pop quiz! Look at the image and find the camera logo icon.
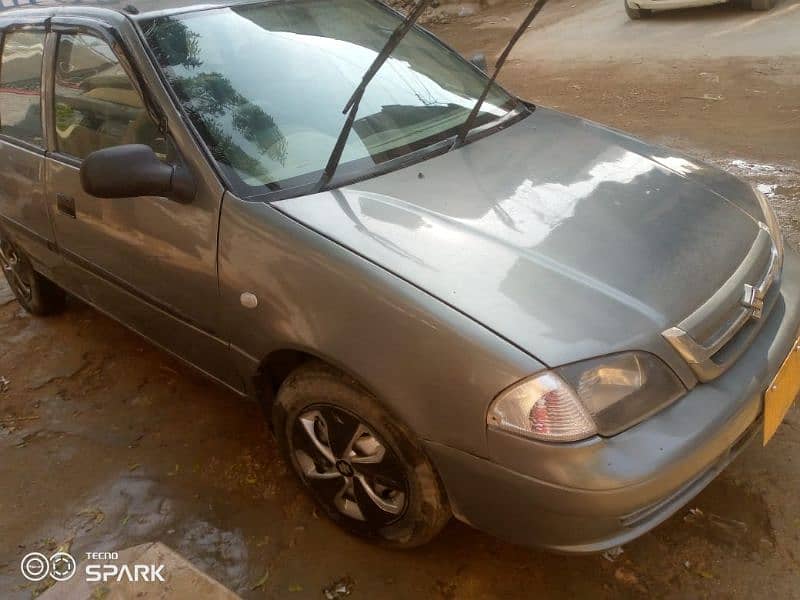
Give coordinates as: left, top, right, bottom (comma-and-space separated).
21, 551, 77, 582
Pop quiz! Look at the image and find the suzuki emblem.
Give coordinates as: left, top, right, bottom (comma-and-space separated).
742, 284, 765, 320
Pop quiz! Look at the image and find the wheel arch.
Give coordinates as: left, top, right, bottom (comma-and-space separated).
254, 347, 390, 422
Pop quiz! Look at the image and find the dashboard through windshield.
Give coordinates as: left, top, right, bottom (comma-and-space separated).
142, 0, 519, 196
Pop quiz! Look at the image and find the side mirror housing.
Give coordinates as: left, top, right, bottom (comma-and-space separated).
469, 53, 488, 73
80, 144, 195, 203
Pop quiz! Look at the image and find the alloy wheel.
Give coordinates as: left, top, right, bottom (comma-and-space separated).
291, 405, 408, 526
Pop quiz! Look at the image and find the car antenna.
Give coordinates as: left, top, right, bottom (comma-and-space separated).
314, 0, 432, 193
453, 0, 549, 149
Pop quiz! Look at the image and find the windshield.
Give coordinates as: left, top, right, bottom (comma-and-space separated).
143, 0, 518, 194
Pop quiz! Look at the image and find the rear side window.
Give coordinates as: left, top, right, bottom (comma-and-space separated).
0, 30, 45, 147
54, 33, 167, 159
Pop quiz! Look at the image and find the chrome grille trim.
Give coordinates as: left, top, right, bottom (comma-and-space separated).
663, 223, 782, 382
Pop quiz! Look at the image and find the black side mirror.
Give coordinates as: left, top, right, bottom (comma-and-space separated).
469, 53, 488, 73
80, 144, 195, 203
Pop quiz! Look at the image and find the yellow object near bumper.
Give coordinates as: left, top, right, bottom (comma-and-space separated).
764, 336, 800, 445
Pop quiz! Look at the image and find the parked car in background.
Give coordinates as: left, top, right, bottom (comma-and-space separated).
1, 0, 798, 553
625, 0, 775, 19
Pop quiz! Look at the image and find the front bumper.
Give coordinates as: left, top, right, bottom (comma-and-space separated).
426, 247, 800, 554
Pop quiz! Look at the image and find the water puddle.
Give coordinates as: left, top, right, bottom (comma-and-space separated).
716, 157, 800, 249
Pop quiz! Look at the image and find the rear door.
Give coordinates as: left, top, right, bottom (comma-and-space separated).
43, 19, 240, 391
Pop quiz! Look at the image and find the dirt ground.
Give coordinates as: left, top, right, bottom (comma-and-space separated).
2, 1, 800, 598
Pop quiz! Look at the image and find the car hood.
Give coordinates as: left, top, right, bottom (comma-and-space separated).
274, 107, 763, 368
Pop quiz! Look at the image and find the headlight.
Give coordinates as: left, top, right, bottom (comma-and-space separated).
753, 185, 784, 262
487, 352, 685, 442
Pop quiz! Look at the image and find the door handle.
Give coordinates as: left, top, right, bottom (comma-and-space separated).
56, 193, 76, 218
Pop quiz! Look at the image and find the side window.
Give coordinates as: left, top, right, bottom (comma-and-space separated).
0, 30, 45, 147
54, 33, 168, 160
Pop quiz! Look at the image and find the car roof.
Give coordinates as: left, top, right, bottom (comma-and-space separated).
0, 0, 247, 18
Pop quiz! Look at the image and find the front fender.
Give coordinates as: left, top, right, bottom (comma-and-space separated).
218, 192, 542, 456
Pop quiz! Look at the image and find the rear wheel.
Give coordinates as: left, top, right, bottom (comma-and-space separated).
273, 361, 450, 548
624, 0, 653, 18
0, 239, 66, 315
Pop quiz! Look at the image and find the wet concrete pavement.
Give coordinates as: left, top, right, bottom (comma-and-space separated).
2, 1, 800, 598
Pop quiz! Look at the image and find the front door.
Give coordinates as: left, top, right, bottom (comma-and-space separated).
0, 27, 59, 274
44, 24, 239, 391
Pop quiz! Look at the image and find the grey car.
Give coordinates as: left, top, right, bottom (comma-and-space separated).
1, 0, 798, 553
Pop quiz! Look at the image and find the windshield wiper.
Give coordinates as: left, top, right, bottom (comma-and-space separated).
453, 0, 550, 149
314, 0, 432, 193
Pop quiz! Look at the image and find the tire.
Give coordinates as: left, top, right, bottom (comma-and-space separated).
624, 0, 652, 18
749, 0, 774, 9
273, 361, 450, 548
0, 238, 66, 316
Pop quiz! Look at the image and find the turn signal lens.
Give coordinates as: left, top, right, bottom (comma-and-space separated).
487, 372, 597, 442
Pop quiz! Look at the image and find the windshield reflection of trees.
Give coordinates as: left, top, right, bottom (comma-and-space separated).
145, 17, 288, 185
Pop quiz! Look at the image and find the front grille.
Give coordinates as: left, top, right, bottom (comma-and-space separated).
663, 224, 782, 382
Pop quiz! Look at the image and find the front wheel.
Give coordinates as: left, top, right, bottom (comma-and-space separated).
0, 239, 65, 315
273, 361, 450, 548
